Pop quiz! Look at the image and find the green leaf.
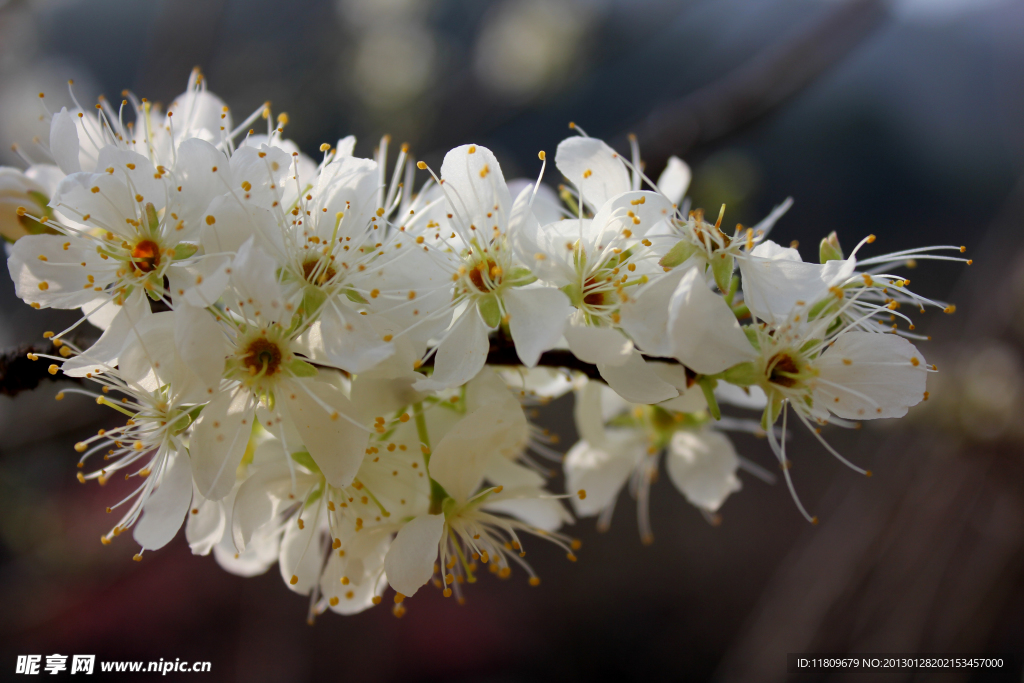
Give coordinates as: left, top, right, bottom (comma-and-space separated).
659, 240, 698, 268
819, 231, 844, 263
478, 295, 501, 328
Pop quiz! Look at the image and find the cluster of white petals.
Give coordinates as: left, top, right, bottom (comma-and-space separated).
2, 72, 968, 619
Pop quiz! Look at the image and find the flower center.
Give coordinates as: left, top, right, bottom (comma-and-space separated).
242, 337, 284, 376
468, 259, 501, 292
582, 275, 613, 308
131, 239, 161, 274
301, 258, 337, 285
768, 352, 801, 388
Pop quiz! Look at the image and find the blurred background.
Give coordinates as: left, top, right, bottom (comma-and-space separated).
1, 0, 1024, 680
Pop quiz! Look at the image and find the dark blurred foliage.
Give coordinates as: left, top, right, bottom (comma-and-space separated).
1, 0, 1024, 681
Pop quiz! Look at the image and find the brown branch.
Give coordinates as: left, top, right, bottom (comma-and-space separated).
0, 340, 87, 398
629, 0, 887, 166
0, 331, 689, 397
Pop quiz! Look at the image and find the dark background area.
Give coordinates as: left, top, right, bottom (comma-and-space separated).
1, 0, 1024, 681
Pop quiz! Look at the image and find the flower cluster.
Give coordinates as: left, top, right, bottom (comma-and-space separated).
3, 72, 967, 619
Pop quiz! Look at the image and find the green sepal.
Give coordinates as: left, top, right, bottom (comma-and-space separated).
743, 326, 760, 351
721, 361, 759, 387
287, 358, 318, 378
559, 187, 581, 218
763, 391, 785, 428
169, 409, 195, 436
710, 252, 735, 293
345, 288, 368, 304
144, 202, 160, 234
291, 450, 321, 475
506, 267, 537, 287
478, 295, 501, 328
173, 243, 199, 260
561, 282, 582, 308
819, 231, 844, 263
302, 285, 327, 317
659, 240, 698, 268
698, 377, 721, 420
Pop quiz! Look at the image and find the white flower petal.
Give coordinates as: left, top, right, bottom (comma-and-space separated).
564, 437, 637, 517
665, 430, 741, 512
49, 108, 81, 175
588, 190, 675, 245
281, 378, 369, 489
429, 394, 527, 502
227, 239, 287, 322
314, 304, 395, 374
322, 529, 389, 614
174, 304, 226, 391
505, 287, 571, 367
440, 144, 512, 231
668, 267, 756, 374
564, 322, 633, 366
231, 460, 292, 551
652, 363, 708, 412
573, 380, 609, 447
384, 513, 445, 597
279, 514, 327, 595
7, 234, 113, 311
619, 267, 689, 356
598, 350, 679, 404
484, 493, 571, 532
62, 290, 151, 377
484, 452, 545, 489
190, 389, 254, 500
555, 136, 630, 212
185, 486, 226, 556
133, 449, 194, 550
413, 308, 490, 392
657, 156, 691, 206
813, 331, 929, 420
508, 185, 575, 287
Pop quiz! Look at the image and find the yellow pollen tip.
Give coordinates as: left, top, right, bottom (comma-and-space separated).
289, 575, 299, 585
394, 593, 404, 604
133, 554, 143, 562
48, 364, 59, 375
538, 150, 546, 160
577, 489, 587, 500
529, 577, 541, 586
416, 161, 427, 170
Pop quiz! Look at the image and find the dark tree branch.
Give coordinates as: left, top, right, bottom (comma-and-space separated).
628, 0, 888, 167
0, 340, 85, 397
